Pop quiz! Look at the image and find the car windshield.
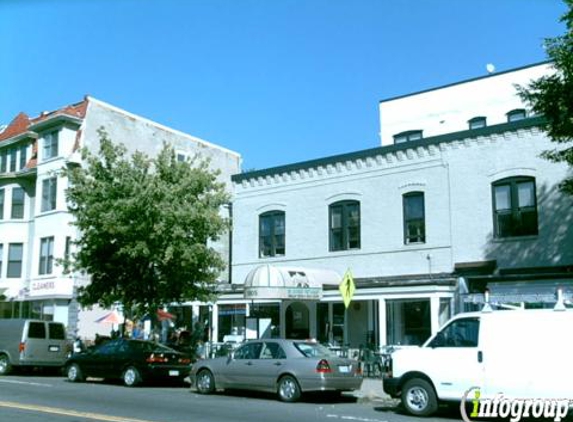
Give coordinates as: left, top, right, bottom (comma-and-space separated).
293, 342, 336, 358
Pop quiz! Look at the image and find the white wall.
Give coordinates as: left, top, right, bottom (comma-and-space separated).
379, 62, 552, 145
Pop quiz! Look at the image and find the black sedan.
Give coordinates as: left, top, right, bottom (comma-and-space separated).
65, 338, 192, 387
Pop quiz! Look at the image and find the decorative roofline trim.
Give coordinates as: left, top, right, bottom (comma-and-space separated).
0, 131, 38, 148
28, 114, 83, 132
232, 116, 546, 184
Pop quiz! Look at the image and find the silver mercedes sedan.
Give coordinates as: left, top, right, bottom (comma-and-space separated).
190, 339, 363, 402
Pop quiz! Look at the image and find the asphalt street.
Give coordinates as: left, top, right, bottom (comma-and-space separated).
0, 373, 464, 422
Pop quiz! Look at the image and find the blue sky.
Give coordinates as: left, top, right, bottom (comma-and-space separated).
0, 0, 567, 171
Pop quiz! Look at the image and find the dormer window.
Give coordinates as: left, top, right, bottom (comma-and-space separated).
43, 130, 59, 161
507, 109, 526, 123
393, 130, 423, 144
468, 116, 487, 130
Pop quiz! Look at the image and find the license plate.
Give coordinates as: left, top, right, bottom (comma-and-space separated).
169, 370, 179, 376
338, 365, 351, 373
49, 346, 60, 352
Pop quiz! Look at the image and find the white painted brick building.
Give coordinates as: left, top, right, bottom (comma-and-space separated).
228, 62, 573, 349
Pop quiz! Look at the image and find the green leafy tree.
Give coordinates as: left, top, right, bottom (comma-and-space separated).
519, 1, 573, 195
64, 129, 230, 317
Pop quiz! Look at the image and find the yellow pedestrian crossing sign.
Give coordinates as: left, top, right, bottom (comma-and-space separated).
339, 269, 355, 309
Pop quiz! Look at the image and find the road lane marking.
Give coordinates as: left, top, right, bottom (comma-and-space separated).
0, 379, 52, 387
326, 415, 388, 422
0, 401, 163, 422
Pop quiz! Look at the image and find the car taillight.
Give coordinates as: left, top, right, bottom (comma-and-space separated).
146, 354, 168, 363
19, 342, 25, 353
178, 358, 191, 364
315, 359, 332, 373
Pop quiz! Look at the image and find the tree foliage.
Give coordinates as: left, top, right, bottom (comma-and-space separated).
64, 129, 230, 316
518, 0, 573, 195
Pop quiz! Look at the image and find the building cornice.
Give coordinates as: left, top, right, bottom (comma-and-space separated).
0, 131, 38, 148
232, 116, 546, 186
28, 114, 83, 132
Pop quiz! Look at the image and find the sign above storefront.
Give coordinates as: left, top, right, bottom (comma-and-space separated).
243, 265, 341, 301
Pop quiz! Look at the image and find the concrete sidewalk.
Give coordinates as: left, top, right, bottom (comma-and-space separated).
346, 377, 399, 404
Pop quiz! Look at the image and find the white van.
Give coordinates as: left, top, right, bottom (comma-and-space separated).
383, 308, 573, 416
0, 319, 70, 375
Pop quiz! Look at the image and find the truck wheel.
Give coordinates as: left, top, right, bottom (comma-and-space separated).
401, 378, 438, 416
0, 354, 12, 375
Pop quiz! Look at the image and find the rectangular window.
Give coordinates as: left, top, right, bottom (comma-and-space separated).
19, 144, 27, 170
329, 201, 361, 251
0, 244, 3, 277
386, 299, 432, 346
28, 322, 46, 339
9, 148, 17, 172
39, 237, 55, 275
0, 150, 7, 173
7, 243, 23, 278
41, 177, 57, 212
403, 192, 425, 244
493, 177, 538, 238
11, 187, 25, 219
259, 211, 285, 257
43, 131, 59, 160
0, 189, 4, 219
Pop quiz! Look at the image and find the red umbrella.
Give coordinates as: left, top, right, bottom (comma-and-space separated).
95, 311, 124, 324
157, 309, 175, 321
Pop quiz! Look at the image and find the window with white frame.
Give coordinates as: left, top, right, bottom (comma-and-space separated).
11, 187, 25, 219
7, 243, 23, 278
39, 237, 55, 275
43, 130, 59, 160
0, 149, 7, 173
9, 148, 17, 172
41, 177, 58, 212
19, 144, 27, 170
403, 191, 425, 244
0, 189, 4, 219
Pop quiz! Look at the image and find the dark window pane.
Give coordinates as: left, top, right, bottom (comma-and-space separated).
492, 177, 538, 238
48, 323, 66, 340
11, 187, 25, 219
259, 211, 286, 257
28, 322, 46, 339
404, 192, 425, 244
329, 201, 360, 251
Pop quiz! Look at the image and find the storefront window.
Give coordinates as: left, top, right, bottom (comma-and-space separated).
332, 303, 345, 346
218, 304, 246, 342
250, 303, 280, 338
386, 299, 431, 346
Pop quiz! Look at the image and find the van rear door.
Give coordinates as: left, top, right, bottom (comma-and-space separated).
22, 321, 68, 367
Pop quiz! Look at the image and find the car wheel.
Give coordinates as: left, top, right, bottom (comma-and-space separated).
0, 354, 12, 375
401, 378, 438, 416
66, 363, 84, 382
277, 375, 301, 403
122, 366, 142, 387
196, 369, 215, 394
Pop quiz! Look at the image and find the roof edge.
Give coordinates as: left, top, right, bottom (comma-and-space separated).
232, 116, 546, 183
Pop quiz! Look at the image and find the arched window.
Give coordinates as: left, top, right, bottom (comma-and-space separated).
259, 211, 285, 257
329, 200, 360, 251
403, 191, 425, 244
492, 177, 538, 238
